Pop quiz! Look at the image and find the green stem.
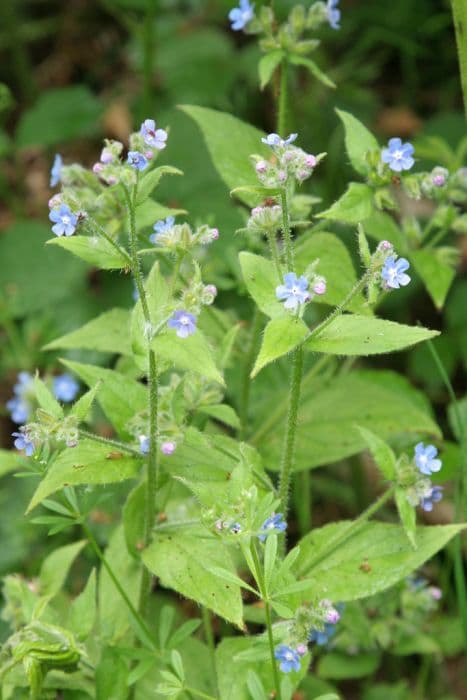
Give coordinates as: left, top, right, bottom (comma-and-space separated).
184, 688, 218, 700
78, 429, 141, 457
425, 337, 467, 649
452, 0, 467, 119
169, 251, 184, 297
278, 345, 304, 518
266, 228, 283, 281
83, 524, 157, 650
84, 217, 132, 266
201, 607, 217, 686
280, 189, 293, 270
277, 58, 289, 136
239, 308, 264, 440
141, 0, 157, 119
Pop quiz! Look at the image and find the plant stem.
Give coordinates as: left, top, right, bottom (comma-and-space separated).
452, 0, 467, 119
201, 607, 217, 685
239, 308, 264, 440
278, 346, 304, 518
83, 524, 157, 650
84, 217, 132, 266
266, 229, 283, 281
185, 688, 218, 700
125, 181, 160, 618
78, 429, 141, 457
280, 189, 293, 270
142, 0, 157, 119
278, 58, 289, 136
425, 337, 467, 649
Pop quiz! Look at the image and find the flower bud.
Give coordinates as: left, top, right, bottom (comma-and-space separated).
48, 194, 62, 209
211, 228, 219, 240
296, 643, 308, 656
313, 279, 326, 295
305, 154, 317, 168
256, 160, 268, 174
161, 441, 176, 455
145, 150, 154, 160
93, 162, 104, 174
100, 148, 114, 164
428, 586, 442, 600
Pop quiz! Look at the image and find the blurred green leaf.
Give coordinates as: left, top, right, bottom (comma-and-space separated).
44, 308, 132, 355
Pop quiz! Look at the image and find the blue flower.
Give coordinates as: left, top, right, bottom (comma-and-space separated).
149, 216, 175, 244
381, 256, 411, 289
49, 204, 78, 237
228, 0, 254, 31
53, 374, 79, 403
276, 272, 311, 310
259, 512, 287, 541
12, 432, 35, 457
6, 397, 30, 424
309, 623, 337, 646
139, 435, 150, 454
327, 0, 341, 29
381, 138, 415, 172
50, 154, 63, 187
140, 119, 168, 150
167, 311, 197, 339
127, 151, 148, 171
261, 133, 298, 148
414, 442, 442, 476
274, 645, 301, 673
420, 485, 443, 512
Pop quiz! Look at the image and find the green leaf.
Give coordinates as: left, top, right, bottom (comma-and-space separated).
69, 569, 96, 640
142, 529, 244, 627
96, 646, 129, 700
246, 670, 267, 700
363, 211, 405, 249
131, 260, 170, 366
411, 248, 456, 310
252, 316, 308, 377
0, 449, 22, 478
318, 651, 381, 680
27, 441, 141, 511
357, 426, 397, 480
136, 200, 187, 230
336, 109, 379, 176
395, 488, 417, 547
60, 359, 147, 437
306, 315, 439, 356
33, 374, 63, 419
290, 54, 336, 88
293, 522, 466, 601
70, 382, 101, 423
123, 482, 146, 557
258, 50, 283, 89
180, 105, 269, 207
47, 235, 129, 269
39, 540, 87, 596
295, 231, 366, 312
153, 330, 224, 384
44, 308, 132, 355
318, 183, 375, 225
197, 404, 241, 429
263, 535, 278, 593
136, 166, 183, 206
16, 86, 102, 147
239, 252, 283, 318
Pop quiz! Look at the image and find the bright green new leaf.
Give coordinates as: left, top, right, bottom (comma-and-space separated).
258, 50, 283, 89
293, 521, 466, 601
290, 54, 336, 88
27, 441, 141, 512
136, 166, 183, 206
318, 183, 375, 225
60, 359, 147, 437
34, 374, 63, 419
70, 382, 102, 422
239, 252, 283, 318
395, 488, 417, 548
411, 248, 456, 310
180, 105, 268, 206
252, 316, 309, 377
306, 314, 439, 356
44, 308, 132, 355
47, 235, 129, 269
357, 426, 397, 480
153, 330, 224, 384
39, 540, 87, 597
69, 569, 97, 640
336, 109, 379, 176
142, 529, 243, 627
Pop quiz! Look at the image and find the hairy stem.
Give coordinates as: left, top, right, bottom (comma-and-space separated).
278, 58, 289, 136
266, 228, 283, 281
278, 345, 304, 518
452, 0, 467, 119
280, 189, 293, 270
78, 429, 141, 457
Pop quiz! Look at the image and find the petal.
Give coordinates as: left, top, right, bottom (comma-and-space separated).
283, 272, 297, 286
390, 160, 404, 172
429, 459, 442, 472
425, 444, 437, 459
388, 137, 402, 149
398, 273, 411, 286
402, 157, 414, 170
52, 223, 64, 236
395, 258, 410, 272
283, 297, 298, 310
402, 143, 414, 156
381, 149, 391, 163
276, 285, 288, 300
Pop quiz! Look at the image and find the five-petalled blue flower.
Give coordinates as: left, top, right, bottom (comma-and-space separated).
49, 204, 78, 237
259, 512, 287, 541
50, 154, 63, 187
414, 442, 442, 476
12, 432, 35, 457
274, 645, 301, 673
381, 138, 415, 172
381, 256, 411, 289
276, 272, 311, 310
150, 216, 175, 244
53, 374, 79, 403
168, 311, 197, 339
228, 0, 254, 31
127, 151, 148, 171
262, 133, 298, 148
420, 485, 443, 512
140, 119, 168, 150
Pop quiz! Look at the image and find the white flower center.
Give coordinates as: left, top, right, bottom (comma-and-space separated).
393, 150, 403, 160
62, 215, 70, 225
180, 316, 190, 325
285, 652, 294, 661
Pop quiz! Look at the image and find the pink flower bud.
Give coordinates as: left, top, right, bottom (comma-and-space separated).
93, 162, 104, 174
211, 228, 219, 240
428, 586, 442, 600
278, 170, 287, 182
100, 149, 113, 164
205, 284, 217, 297
313, 280, 326, 295
107, 176, 117, 185
296, 644, 308, 656
256, 160, 267, 173
305, 154, 317, 168
48, 194, 62, 209
325, 608, 340, 624
297, 170, 309, 180
215, 519, 223, 531
378, 240, 392, 251
432, 174, 445, 187
251, 206, 263, 217
161, 441, 176, 455
145, 150, 154, 160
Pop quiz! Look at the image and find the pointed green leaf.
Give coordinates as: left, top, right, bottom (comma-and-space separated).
411, 248, 456, 310
258, 50, 283, 89
123, 482, 146, 557
153, 330, 224, 384
137, 166, 183, 206
239, 252, 283, 318
336, 109, 379, 176
357, 426, 397, 480
395, 488, 417, 548
69, 569, 97, 640
252, 316, 308, 377
47, 235, 129, 269
362, 210, 405, 249
318, 183, 375, 225
0, 449, 22, 478
44, 308, 131, 355
70, 381, 101, 422
290, 54, 336, 88
34, 374, 63, 419
39, 540, 87, 596
307, 315, 439, 356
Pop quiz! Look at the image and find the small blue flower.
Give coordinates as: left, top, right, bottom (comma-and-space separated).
6, 397, 30, 424
381, 256, 411, 289
261, 133, 298, 148
276, 272, 310, 310
259, 512, 287, 541
140, 119, 168, 150
228, 0, 254, 31
127, 151, 148, 171
326, 0, 341, 30
381, 138, 415, 172
12, 432, 35, 457
139, 435, 150, 454
149, 216, 175, 244
230, 523, 242, 534
53, 374, 79, 403
167, 311, 197, 339
50, 154, 63, 187
309, 623, 337, 646
49, 204, 78, 237
420, 485, 443, 512
274, 645, 301, 673
414, 442, 442, 476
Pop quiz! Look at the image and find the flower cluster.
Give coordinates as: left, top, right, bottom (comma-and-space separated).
126, 119, 167, 172
13, 412, 79, 455
253, 133, 322, 188
150, 217, 219, 251
139, 435, 177, 456
276, 271, 326, 312
6, 372, 33, 424
308, 600, 343, 645
258, 512, 287, 541
247, 204, 282, 233
401, 443, 443, 512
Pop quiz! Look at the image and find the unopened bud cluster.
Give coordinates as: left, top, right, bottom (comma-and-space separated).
253, 134, 323, 188
150, 217, 219, 252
